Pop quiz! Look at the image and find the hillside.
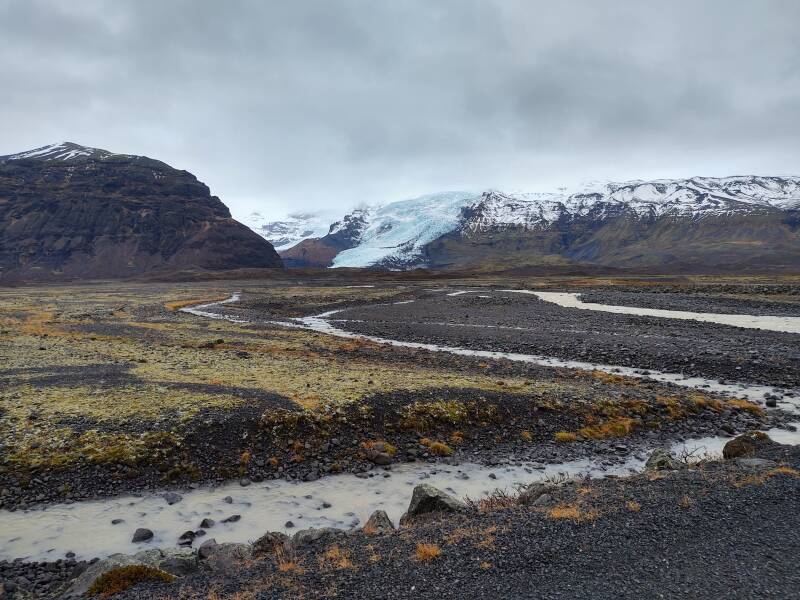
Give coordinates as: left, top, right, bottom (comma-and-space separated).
0, 142, 283, 280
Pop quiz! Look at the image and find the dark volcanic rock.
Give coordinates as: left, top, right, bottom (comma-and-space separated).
399, 484, 467, 525
0, 142, 283, 280
722, 431, 775, 459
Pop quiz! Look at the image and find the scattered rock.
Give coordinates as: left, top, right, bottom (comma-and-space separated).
292, 527, 346, 548
723, 432, 774, 459
221, 514, 241, 523
365, 449, 393, 465
200, 518, 215, 529
518, 483, 548, 506
399, 484, 467, 524
163, 492, 183, 505
197, 539, 218, 560
364, 510, 395, 534
645, 448, 680, 471
131, 528, 154, 543
251, 531, 291, 557
201, 543, 250, 572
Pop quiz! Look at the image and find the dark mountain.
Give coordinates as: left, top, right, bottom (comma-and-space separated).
0, 142, 282, 280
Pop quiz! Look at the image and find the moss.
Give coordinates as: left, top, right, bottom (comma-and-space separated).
399, 399, 497, 431
554, 431, 577, 443
578, 417, 638, 440
88, 565, 174, 598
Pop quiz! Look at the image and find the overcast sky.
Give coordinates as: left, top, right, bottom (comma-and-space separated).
2, 1, 799, 221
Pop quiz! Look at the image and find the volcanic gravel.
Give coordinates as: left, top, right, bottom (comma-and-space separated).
333, 293, 800, 388
112, 443, 800, 600
580, 290, 800, 316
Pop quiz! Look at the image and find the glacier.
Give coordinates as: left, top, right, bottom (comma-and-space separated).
331, 191, 479, 268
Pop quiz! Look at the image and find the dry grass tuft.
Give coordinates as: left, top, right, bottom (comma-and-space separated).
275, 546, 305, 574
626, 500, 641, 512
319, 545, 355, 570
88, 565, 174, 598
415, 543, 442, 562
726, 398, 765, 415
579, 417, 637, 440
520, 430, 533, 441
419, 438, 454, 456
554, 431, 577, 443
547, 504, 599, 522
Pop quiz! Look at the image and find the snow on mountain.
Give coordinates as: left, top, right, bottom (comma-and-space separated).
319, 176, 800, 268
1, 142, 123, 162
331, 191, 479, 268
242, 211, 334, 251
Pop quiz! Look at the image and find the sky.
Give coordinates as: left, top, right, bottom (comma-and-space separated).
2, 0, 799, 222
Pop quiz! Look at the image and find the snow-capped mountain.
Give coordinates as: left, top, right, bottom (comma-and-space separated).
277, 176, 800, 271
241, 211, 333, 251
1, 141, 128, 162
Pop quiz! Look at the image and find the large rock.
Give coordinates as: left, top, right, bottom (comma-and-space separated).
399, 484, 467, 525
131, 528, 154, 543
363, 510, 395, 534
644, 448, 680, 471
723, 432, 774, 460
252, 531, 292, 557
200, 543, 251, 572
292, 527, 347, 549
61, 548, 196, 598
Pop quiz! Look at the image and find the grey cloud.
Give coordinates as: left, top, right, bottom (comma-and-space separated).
1, 0, 798, 219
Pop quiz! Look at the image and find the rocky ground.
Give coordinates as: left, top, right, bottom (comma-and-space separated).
5, 280, 795, 511
1, 275, 799, 598
334, 289, 800, 388
3, 434, 796, 599
580, 286, 800, 316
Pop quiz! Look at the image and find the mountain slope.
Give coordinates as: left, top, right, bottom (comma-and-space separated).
275, 176, 800, 271
241, 211, 333, 251
0, 142, 283, 280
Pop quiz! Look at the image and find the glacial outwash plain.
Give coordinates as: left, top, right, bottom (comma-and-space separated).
2, 274, 799, 598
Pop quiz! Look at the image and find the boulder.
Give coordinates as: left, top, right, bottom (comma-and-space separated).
292, 527, 346, 549
201, 543, 251, 572
365, 449, 393, 466
61, 548, 197, 598
723, 432, 774, 460
363, 510, 395, 534
199, 518, 215, 529
399, 484, 466, 525
644, 448, 679, 471
163, 492, 183, 505
197, 539, 219, 560
131, 528, 154, 543
518, 483, 548, 506
251, 531, 292, 557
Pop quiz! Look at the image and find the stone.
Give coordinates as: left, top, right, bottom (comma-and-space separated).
239, 478, 251, 487
399, 484, 467, 524
201, 543, 251, 572
532, 493, 553, 507
735, 457, 778, 469
292, 527, 346, 548
363, 510, 395, 534
723, 432, 774, 460
197, 539, 219, 560
163, 492, 183, 505
199, 518, 215, 529
518, 483, 548, 506
365, 449, 393, 466
221, 514, 241, 523
251, 531, 291, 557
61, 548, 196, 598
644, 448, 679, 471
131, 528, 154, 543
110, 518, 124, 525
765, 398, 778, 408
222, 496, 234, 504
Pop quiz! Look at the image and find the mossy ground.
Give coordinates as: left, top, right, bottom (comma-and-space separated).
0, 277, 777, 505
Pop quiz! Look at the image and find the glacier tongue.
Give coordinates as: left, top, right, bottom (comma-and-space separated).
331, 191, 479, 268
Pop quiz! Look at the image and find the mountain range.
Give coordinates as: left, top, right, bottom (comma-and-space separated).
0, 142, 282, 280
275, 177, 800, 271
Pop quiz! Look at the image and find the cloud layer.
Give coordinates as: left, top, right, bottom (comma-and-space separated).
2, 0, 799, 219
